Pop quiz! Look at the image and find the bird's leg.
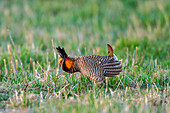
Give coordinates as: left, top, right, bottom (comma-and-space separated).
94, 80, 103, 88
97, 80, 103, 85
105, 77, 108, 92
86, 82, 92, 87
94, 81, 97, 88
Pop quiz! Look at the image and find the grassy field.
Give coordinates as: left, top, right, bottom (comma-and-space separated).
0, 0, 170, 112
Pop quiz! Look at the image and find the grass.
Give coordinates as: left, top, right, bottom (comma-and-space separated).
0, 0, 170, 112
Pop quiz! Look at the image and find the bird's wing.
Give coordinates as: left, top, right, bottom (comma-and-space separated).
86, 55, 122, 77
78, 56, 122, 79
77, 56, 105, 81
103, 60, 122, 77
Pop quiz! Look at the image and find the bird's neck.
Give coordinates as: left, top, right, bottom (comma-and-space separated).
62, 58, 80, 73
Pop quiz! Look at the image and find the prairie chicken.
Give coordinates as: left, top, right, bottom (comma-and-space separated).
56, 44, 122, 85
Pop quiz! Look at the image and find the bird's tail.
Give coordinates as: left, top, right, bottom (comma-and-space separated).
107, 44, 114, 57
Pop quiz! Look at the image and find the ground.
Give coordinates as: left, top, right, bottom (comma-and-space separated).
0, 0, 170, 112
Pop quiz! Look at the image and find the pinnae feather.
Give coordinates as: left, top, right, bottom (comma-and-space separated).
56, 46, 68, 58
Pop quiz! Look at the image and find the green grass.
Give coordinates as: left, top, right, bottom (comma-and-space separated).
0, 0, 170, 112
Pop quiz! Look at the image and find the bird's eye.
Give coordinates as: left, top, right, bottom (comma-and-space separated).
58, 58, 63, 64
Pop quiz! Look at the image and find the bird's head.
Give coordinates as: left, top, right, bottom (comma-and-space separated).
56, 46, 74, 72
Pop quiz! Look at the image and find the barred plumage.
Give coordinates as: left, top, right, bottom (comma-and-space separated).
56, 44, 122, 84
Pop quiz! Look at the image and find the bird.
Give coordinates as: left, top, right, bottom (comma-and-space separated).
56, 44, 122, 85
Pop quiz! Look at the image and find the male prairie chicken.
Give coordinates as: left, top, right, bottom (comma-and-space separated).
56, 44, 122, 85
